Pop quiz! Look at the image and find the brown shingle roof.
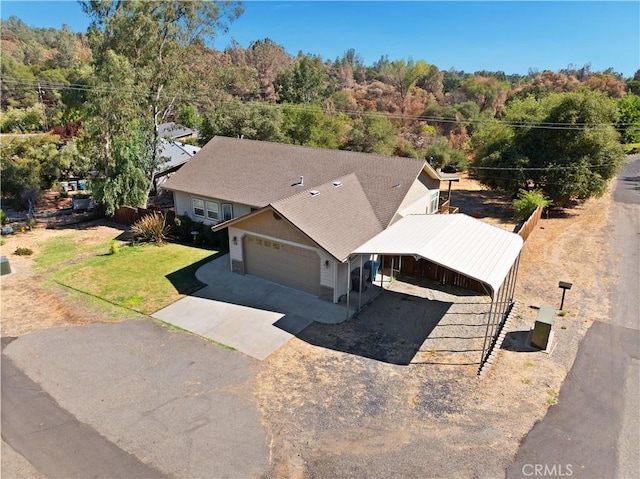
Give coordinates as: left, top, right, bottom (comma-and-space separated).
162, 136, 429, 228
271, 174, 383, 261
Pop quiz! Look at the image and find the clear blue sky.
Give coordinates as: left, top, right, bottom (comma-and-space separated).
2, 1, 638, 77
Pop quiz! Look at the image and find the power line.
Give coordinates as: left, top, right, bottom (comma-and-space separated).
468, 164, 616, 171
2, 76, 636, 133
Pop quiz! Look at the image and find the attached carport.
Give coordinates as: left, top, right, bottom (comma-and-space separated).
352, 214, 523, 365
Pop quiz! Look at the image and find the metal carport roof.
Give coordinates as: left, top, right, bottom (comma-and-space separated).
352, 214, 523, 297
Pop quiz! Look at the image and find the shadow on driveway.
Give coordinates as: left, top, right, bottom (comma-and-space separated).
297, 290, 452, 365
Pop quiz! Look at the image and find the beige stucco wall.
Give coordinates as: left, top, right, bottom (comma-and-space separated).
229, 212, 342, 301
172, 191, 252, 225
234, 210, 316, 247
398, 171, 440, 216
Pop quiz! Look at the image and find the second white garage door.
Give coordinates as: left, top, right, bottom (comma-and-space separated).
243, 235, 320, 295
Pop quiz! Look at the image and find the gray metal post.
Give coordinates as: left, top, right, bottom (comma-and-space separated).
509, 254, 521, 301
480, 285, 496, 365
346, 257, 351, 320
488, 284, 502, 344
358, 255, 363, 312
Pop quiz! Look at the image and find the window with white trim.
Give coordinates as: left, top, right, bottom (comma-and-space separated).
430, 191, 439, 214
222, 203, 233, 221
206, 201, 219, 221
192, 198, 205, 217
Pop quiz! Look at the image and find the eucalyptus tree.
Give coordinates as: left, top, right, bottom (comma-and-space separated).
80, 0, 242, 211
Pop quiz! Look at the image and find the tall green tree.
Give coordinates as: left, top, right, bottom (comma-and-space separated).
274, 55, 332, 104
473, 90, 625, 205
379, 58, 429, 123
617, 94, 640, 143
92, 129, 152, 215
346, 113, 397, 155
459, 75, 509, 116
80, 0, 242, 210
199, 98, 283, 144
0, 134, 82, 205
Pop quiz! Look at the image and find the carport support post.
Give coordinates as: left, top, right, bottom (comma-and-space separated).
495, 282, 508, 338
504, 262, 515, 303
488, 285, 502, 349
480, 288, 496, 365
346, 257, 351, 320
358, 255, 363, 312
508, 254, 521, 301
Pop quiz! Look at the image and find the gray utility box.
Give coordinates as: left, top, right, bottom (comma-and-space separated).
532, 304, 556, 349
1, 256, 11, 276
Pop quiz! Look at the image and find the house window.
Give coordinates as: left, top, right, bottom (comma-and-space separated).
430, 191, 439, 214
222, 203, 233, 221
192, 198, 205, 217
206, 201, 219, 221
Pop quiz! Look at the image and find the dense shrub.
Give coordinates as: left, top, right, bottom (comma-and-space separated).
14, 247, 33, 256
0, 209, 7, 226
131, 212, 171, 245
174, 215, 229, 249
513, 189, 551, 219
424, 137, 468, 172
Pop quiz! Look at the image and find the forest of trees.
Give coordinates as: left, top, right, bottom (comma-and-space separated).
1, 2, 638, 211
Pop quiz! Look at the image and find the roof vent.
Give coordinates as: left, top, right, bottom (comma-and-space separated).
332, 181, 343, 187
393, 183, 401, 188
310, 190, 320, 196
291, 175, 304, 187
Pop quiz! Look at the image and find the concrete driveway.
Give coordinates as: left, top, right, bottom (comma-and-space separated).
153, 254, 348, 360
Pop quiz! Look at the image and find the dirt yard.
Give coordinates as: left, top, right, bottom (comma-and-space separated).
0, 219, 130, 337
448, 172, 520, 231
0, 177, 614, 477
253, 175, 614, 477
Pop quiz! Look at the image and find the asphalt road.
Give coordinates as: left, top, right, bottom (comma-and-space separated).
1, 319, 270, 478
506, 155, 640, 479
1, 337, 166, 479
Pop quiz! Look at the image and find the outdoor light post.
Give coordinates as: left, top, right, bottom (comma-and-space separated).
558, 281, 572, 310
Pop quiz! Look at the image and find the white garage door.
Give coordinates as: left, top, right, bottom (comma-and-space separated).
243, 235, 320, 295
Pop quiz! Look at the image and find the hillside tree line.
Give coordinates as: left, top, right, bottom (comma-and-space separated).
1, 1, 637, 211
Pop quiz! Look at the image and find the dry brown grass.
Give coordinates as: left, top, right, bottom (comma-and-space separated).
0, 220, 129, 337
254, 176, 615, 477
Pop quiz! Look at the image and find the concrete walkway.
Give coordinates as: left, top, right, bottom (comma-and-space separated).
153, 254, 350, 360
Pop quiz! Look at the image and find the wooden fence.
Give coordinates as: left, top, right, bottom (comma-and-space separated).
439, 200, 460, 214
382, 255, 485, 293
515, 206, 543, 241
111, 206, 162, 226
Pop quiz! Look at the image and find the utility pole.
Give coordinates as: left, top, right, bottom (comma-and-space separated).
37, 82, 48, 131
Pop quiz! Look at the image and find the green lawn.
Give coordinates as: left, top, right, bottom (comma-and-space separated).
49, 242, 218, 315
35, 235, 109, 271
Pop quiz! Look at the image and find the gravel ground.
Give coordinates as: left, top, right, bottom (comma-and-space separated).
1, 440, 46, 479
254, 277, 549, 478
254, 179, 613, 478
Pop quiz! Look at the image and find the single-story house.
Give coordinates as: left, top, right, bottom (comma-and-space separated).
157, 122, 198, 141
163, 136, 445, 302
153, 139, 201, 189
163, 135, 522, 302
163, 136, 524, 365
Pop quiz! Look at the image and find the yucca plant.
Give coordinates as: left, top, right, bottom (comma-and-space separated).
131, 212, 171, 245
